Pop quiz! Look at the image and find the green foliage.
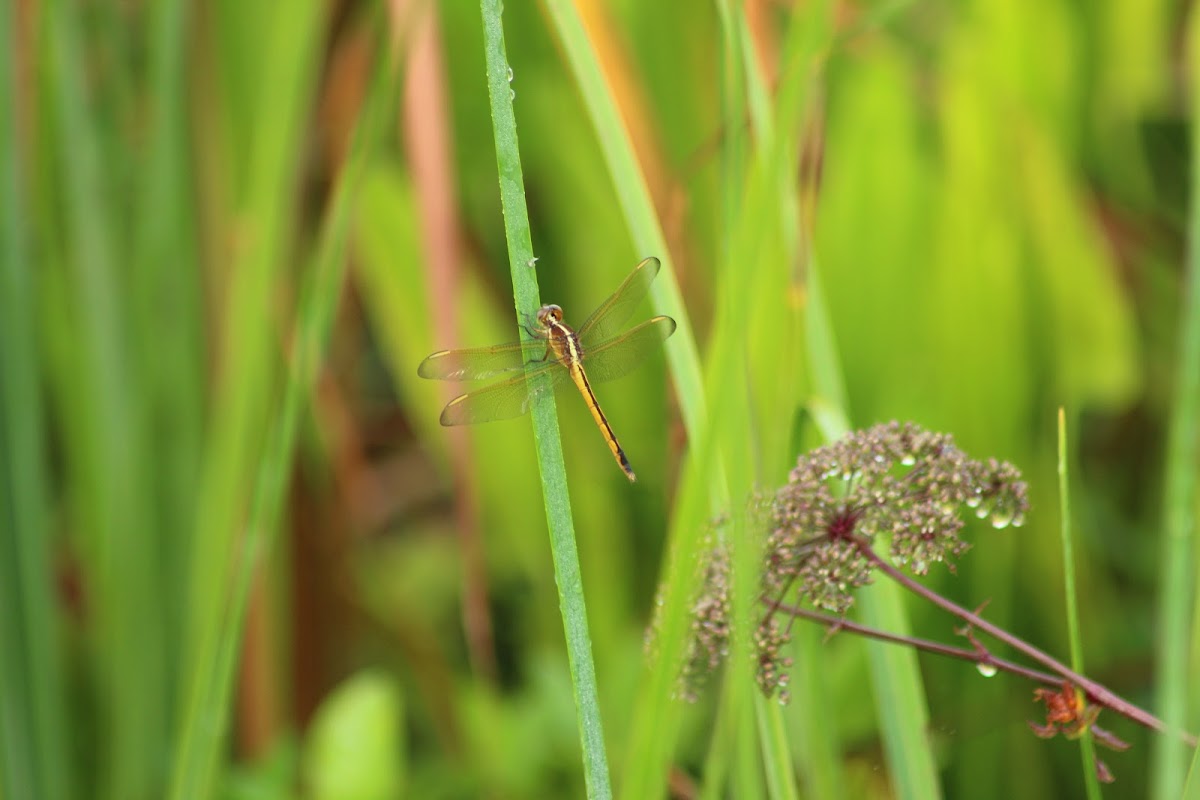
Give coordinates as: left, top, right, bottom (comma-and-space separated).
4, 0, 1197, 798
303, 672, 405, 800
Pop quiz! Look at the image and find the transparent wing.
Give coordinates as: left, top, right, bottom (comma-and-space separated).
576, 257, 662, 345
418, 338, 551, 381
438, 361, 573, 425
578, 315, 676, 384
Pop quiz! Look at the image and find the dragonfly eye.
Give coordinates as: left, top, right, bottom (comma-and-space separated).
537, 304, 563, 325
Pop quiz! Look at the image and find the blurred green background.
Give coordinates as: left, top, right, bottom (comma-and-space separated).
2, 0, 1198, 798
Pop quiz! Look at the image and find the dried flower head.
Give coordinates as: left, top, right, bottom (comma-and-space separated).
677, 536, 731, 702
770, 422, 1028, 613
1029, 682, 1100, 741
754, 614, 793, 702
678, 422, 1029, 702
1029, 681, 1126, 782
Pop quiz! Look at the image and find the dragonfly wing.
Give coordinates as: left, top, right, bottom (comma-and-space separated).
418, 338, 550, 381
576, 257, 662, 344
578, 315, 676, 384
439, 361, 572, 425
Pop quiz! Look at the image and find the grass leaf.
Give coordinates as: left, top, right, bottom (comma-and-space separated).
480, 1, 612, 796
1057, 409, 1103, 799
1150, 9, 1200, 798
0, 3, 73, 797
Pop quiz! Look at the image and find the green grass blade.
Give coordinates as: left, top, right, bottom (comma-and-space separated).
710, 6, 762, 798
1186, 754, 1200, 799
170, 0, 326, 795
788, 626, 845, 799
1150, 11, 1200, 799
622, 401, 730, 796
132, 0, 204, 699
1056, 409, 1103, 799
542, 0, 706, 445
730, 8, 838, 794
0, 7, 72, 797
757, 696, 800, 800
856, 581, 942, 798
480, 2, 612, 796
543, 6, 726, 795
39, 0, 167, 796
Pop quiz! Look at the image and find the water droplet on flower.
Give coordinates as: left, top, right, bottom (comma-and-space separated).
990, 507, 1014, 529
1011, 509, 1026, 528
977, 662, 997, 678
966, 493, 982, 508
901, 454, 916, 466
974, 504, 990, 520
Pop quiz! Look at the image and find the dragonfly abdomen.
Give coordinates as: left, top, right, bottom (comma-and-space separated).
550, 324, 636, 482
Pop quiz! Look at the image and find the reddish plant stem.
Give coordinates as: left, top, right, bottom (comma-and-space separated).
769, 597, 1130, 750
766, 597, 1063, 687
852, 537, 1197, 747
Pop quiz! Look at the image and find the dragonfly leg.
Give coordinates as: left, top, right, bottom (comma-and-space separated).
520, 311, 545, 340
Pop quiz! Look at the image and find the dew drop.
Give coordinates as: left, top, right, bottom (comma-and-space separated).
974, 505, 989, 520
526, 256, 539, 268
901, 454, 916, 466
509, 88, 515, 100
1011, 509, 1026, 528
507, 66, 514, 82
977, 662, 997, 678
990, 507, 1014, 529
965, 493, 982, 509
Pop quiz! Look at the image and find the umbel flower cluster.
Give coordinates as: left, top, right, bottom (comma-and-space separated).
680, 422, 1029, 701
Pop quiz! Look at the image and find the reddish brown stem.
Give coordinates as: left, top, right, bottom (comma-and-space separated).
852, 537, 1197, 747
765, 597, 1063, 687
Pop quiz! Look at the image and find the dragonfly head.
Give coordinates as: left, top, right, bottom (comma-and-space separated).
536, 304, 564, 327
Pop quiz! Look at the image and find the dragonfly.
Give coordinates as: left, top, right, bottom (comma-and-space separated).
417, 257, 676, 482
